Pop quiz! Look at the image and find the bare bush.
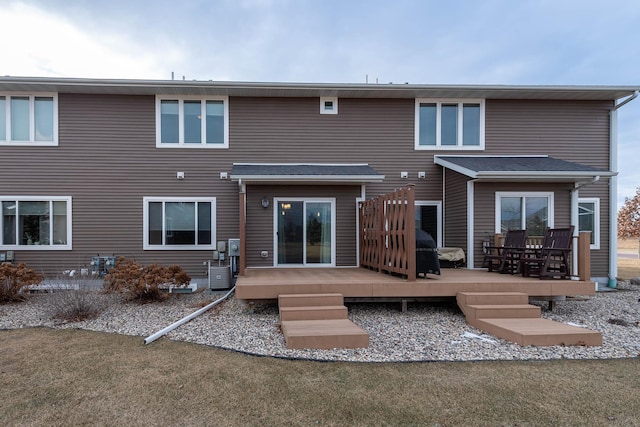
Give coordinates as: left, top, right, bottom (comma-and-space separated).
0, 262, 43, 303
46, 277, 112, 322
103, 257, 191, 303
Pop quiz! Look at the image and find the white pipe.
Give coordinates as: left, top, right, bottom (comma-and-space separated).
610, 107, 619, 288
144, 286, 235, 345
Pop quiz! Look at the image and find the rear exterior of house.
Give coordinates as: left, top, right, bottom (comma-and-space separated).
0, 77, 636, 285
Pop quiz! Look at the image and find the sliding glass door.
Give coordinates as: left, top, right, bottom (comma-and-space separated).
275, 198, 335, 266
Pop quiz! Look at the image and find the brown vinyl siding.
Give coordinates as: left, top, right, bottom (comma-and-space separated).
485, 99, 611, 169
481, 99, 611, 276
229, 97, 443, 201
443, 169, 468, 250
2, 93, 240, 277
0, 93, 614, 278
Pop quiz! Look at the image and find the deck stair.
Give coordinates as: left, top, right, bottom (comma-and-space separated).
278, 293, 369, 349
457, 292, 602, 346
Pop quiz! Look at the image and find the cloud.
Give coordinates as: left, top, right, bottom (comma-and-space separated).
0, 2, 183, 79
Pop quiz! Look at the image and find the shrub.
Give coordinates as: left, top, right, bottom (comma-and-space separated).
103, 257, 191, 303
0, 262, 43, 303
47, 277, 110, 322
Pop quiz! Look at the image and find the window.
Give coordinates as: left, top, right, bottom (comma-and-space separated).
0, 197, 71, 249
143, 197, 216, 249
578, 198, 600, 249
495, 192, 554, 236
0, 94, 58, 145
156, 96, 228, 147
320, 97, 338, 114
415, 99, 484, 150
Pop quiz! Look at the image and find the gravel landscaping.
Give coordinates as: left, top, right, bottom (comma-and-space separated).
1, 280, 639, 362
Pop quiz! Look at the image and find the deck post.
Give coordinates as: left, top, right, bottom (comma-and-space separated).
577, 231, 591, 281
406, 186, 416, 281
239, 189, 246, 277
377, 195, 384, 273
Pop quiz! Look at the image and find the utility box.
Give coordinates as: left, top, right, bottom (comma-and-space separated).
209, 265, 231, 290
0, 251, 15, 263
228, 238, 240, 257
91, 255, 116, 277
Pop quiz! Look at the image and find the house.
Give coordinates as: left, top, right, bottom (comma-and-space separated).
0, 77, 637, 288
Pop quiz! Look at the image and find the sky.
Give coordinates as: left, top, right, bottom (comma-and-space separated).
1, 0, 639, 207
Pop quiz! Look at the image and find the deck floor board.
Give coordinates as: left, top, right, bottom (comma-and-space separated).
236, 267, 595, 300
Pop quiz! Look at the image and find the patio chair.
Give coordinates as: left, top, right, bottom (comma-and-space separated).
482, 229, 528, 274
520, 226, 574, 279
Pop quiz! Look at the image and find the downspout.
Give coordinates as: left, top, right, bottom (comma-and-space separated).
144, 286, 235, 344
441, 167, 446, 246
356, 184, 366, 267
571, 176, 600, 286
609, 90, 639, 288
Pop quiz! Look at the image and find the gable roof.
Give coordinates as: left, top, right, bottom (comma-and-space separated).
434, 155, 616, 183
0, 76, 637, 101
230, 163, 385, 184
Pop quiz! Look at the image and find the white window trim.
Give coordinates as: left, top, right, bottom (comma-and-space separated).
415, 200, 443, 247
0, 196, 72, 250
494, 192, 554, 234
0, 93, 58, 146
320, 97, 338, 115
273, 197, 336, 267
143, 197, 216, 250
579, 197, 600, 250
155, 95, 229, 148
414, 98, 485, 150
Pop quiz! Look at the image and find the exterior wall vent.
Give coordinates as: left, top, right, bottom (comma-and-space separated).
320, 97, 338, 115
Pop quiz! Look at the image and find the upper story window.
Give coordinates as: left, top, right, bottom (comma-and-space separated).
415, 99, 484, 150
156, 96, 228, 148
1, 196, 71, 249
0, 93, 58, 146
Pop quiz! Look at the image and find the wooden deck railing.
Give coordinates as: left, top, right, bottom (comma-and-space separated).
359, 186, 416, 281
492, 231, 591, 280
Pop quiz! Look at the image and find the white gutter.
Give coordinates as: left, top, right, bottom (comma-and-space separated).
609, 90, 639, 288
229, 175, 385, 183
144, 286, 235, 345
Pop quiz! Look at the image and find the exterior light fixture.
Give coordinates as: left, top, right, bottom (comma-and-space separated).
261, 197, 270, 209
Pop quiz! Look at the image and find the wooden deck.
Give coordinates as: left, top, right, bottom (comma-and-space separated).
235, 267, 596, 301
